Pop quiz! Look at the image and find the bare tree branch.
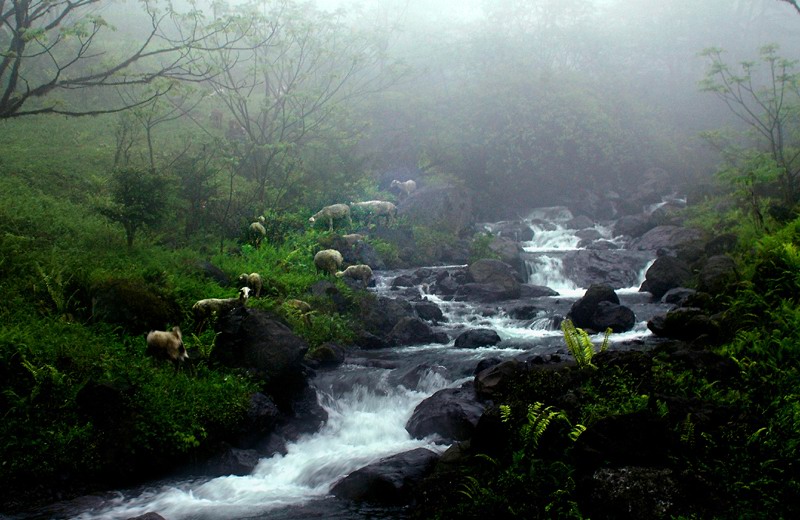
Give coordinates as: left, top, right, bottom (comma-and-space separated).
0, 0, 255, 118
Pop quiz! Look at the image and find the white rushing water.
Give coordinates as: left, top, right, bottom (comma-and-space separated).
63, 207, 660, 520
75, 370, 450, 520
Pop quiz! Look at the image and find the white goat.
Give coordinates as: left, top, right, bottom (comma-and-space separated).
350, 200, 397, 226
309, 204, 352, 231
146, 326, 188, 369
249, 217, 267, 247
238, 272, 263, 298
192, 287, 250, 330
314, 249, 344, 276
336, 264, 374, 285
390, 179, 417, 197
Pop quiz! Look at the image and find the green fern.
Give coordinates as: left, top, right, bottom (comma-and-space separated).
560, 319, 611, 369
520, 402, 563, 450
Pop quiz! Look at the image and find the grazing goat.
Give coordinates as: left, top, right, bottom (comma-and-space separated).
249, 217, 267, 247
146, 326, 188, 369
238, 272, 263, 298
309, 204, 352, 231
314, 249, 344, 276
350, 200, 397, 227
283, 298, 314, 327
390, 179, 417, 198
192, 287, 250, 331
336, 264, 373, 285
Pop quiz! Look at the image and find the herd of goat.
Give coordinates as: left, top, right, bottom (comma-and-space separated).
146, 180, 416, 369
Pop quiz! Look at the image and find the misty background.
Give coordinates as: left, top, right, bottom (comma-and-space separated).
42, 0, 800, 219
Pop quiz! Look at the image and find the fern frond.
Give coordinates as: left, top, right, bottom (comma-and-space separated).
568, 423, 587, 442
561, 319, 602, 369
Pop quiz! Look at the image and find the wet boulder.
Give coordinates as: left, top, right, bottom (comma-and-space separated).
502, 302, 541, 320
406, 386, 485, 443
453, 328, 502, 349
661, 287, 698, 307
567, 215, 595, 230
640, 256, 692, 300
568, 284, 619, 328
487, 220, 534, 241
388, 363, 449, 390
331, 448, 440, 504
203, 444, 260, 476
613, 214, 654, 239
592, 301, 636, 333
488, 236, 526, 276
359, 296, 415, 335
631, 225, 705, 255
575, 228, 603, 248
468, 258, 523, 285
519, 284, 559, 298
233, 392, 282, 451
304, 342, 346, 369
474, 359, 524, 400
397, 184, 474, 235
388, 317, 447, 346
562, 249, 653, 289
697, 255, 738, 296
213, 308, 309, 382
126, 514, 167, 520
647, 307, 720, 341
414, 301, 445, 323
456, 259, 522, 302
567, 285, 637, 333
391, 274, 416, 288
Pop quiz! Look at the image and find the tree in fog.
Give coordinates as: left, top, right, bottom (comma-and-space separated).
701, 44, 800, 221
203, 0, 402, 210
0, 0, 253, 118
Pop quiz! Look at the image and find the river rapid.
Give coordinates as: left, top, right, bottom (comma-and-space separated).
25, 206, 674, 520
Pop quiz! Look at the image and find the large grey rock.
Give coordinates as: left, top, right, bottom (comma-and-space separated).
388, 317, 446, 346
406, 386, 485, 443
456, 259, 522, 302
359, 296, 415, 334
568, 284, 620, 329
561, 249, 653, 289
453, 328, 502, 349
331, 448, 439, 504
640, 256, 692, 300
613, 214, 654, 239
631, 225, 705, 253
397, 184, 474, 234
647, 307, 720, 341
213, 308, 308, 382
697, 255, 737, 295
592, 301, 636, 333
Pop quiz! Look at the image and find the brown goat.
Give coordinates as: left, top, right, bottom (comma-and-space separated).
146, 326, 188, 369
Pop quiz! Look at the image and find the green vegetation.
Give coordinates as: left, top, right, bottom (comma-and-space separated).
560, 319, 611, 370
0, 112, 368, 508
